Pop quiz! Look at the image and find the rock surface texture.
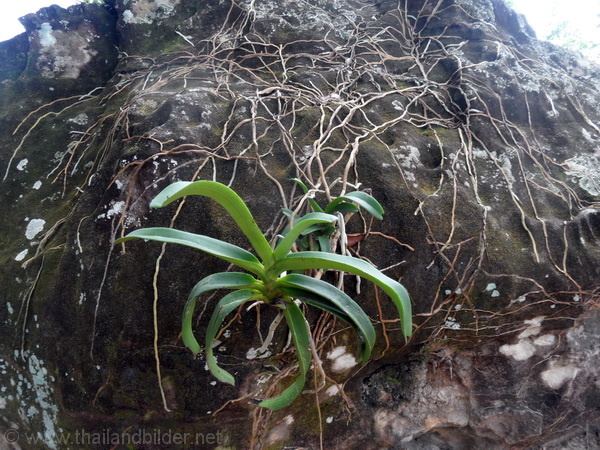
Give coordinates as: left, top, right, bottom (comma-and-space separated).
1, 0, 599, 448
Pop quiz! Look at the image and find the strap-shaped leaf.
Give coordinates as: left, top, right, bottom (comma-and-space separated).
291, 178, 323, 213
272, 252, 412, 339
316, 234, 332, 253
330, 202, 359, 214
299, 223, 335, 236
115, 228, 265, 277
183, 273, 263, 354
281, 208, 297, 221
273, 212, 337, 261
205, 290, 259, 385
278, 286, 354, 322
325, 191, 384, 220
188, 272, 263, 301
259, 300, 312, 410
149, 181, 273, 263
276, 274, 376, 361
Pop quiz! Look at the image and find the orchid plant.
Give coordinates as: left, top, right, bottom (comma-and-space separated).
115, 180, 412, 410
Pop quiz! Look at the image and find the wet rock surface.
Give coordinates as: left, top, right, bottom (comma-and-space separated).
0, 0, 599, 448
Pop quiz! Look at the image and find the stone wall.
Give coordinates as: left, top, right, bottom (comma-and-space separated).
0, 0, 599, 448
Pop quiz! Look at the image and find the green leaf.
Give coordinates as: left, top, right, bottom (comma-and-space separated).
299, 223, 335, 236
278, 286, 354, 322
325, 191, 384, 220
188, 272, 263, 301
149, 181, 273, 263
291, 178, 310, 194
281, 208, 296, 220
291, 178, 323, 212
272, 252, 412, 339
114, 228, 266, 277
205, 290, 259, 385
183, 273, 263, 354
276, 274, 376, 361
316, 234, 332, 253
273, 212, 337, 261
258, 300, 312, 410
329, 202, 359, 214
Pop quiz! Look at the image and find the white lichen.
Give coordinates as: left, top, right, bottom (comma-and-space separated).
518, 316, 544, 339
10, 351, 62, 449
392, 99, 404, 111
326, 346, 347, 360
472, 148, 488, 159
283, 415, 294, 425
444, 317, 461, 330
326, 347, 357, 372
498, 150, 516, 187
15, 250, 28, 261
17, 159, 28, 171
25, 219, 46, 240
325, 385, 340, 397
499, 340, 536, 361
38, 23, 57, 47
565, 156, 600, 196
485, 283, 496, 292
246, 348, 258, 360
485, 283, 500, 297
499, 316, 551, 361
581, 127, 596, 143
68, 113, 89, 125
331, 354, 357, 372
394, 145, 421, 171
533, 334, 556, 347
123, 10, 135, 24
97, 201, 125, 220
540, 364, 580, 389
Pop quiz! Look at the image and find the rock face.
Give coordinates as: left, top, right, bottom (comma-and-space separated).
1, 0, 599, 448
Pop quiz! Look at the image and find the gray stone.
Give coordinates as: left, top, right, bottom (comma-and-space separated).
0, 0, 599, 448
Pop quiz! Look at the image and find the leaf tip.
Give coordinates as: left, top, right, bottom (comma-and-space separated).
149, 198, 166, 208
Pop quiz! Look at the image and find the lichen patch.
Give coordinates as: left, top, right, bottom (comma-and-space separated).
15, 249, 29, 261
499, 340, 536, 361
326, 346, 358, 372
38, 23, 57, 47
25, 219, 46, 240
16, 159, 28, 171
540, 364, 580, 389
34, 23, 99, 79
